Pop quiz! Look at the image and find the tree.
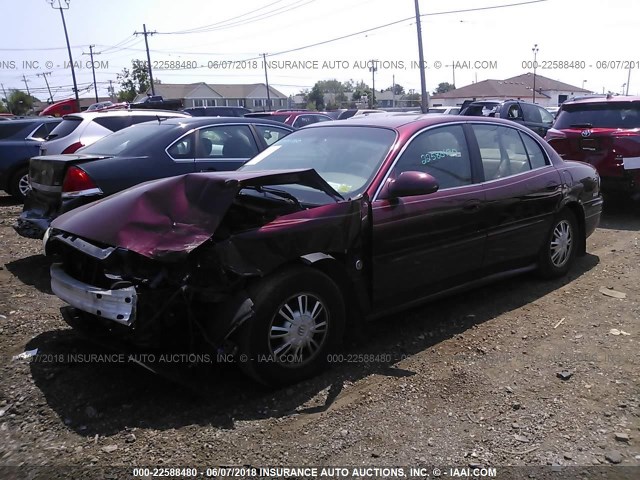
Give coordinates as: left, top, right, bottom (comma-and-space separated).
433, 82, 455, 95
404, 91, 421, 107
307, 83, 324, 110
387, 84, 405, 95
5, 90, 37, 115
117, 60, 151, 102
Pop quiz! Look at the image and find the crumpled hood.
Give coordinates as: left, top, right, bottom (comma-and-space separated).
51, 169, 341, 259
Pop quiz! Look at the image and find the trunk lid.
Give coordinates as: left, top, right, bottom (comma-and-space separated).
29, 154, 111, 192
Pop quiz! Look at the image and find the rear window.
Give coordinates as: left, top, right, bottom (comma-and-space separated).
77, 123, 169, 156
93, 116, 132, 132
47, 118, 81, 140
555, 102, 640, 129
0, 122, 32, 139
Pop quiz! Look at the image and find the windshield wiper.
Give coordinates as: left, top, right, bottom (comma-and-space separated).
570, 123, 593, 128
243, 186, 304, 209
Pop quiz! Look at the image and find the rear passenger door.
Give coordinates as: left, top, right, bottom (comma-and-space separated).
193, 124, 259, 172
470, 123, 562, 272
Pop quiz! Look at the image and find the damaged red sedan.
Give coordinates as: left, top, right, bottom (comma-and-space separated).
43, 115, 603, 385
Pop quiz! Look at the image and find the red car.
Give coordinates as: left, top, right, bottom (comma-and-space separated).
245, 110, 332, 128
545, 96, 640, 196
44, 115, 602, 385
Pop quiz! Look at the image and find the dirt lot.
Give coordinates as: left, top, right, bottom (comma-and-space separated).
0, 192, 638, 479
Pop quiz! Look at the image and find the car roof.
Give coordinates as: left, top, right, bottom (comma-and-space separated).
154, 116, 296, 128
61, 109, 190, 120
562, 95, 640, 106
0, 117, 60, 126
305, 113, 530, 130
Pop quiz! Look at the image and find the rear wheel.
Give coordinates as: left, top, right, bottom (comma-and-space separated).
237, 266, 345, 386
8, 167, 30, 201
537, 209, 578, 278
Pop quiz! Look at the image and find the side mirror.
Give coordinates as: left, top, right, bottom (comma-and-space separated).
387, 171, 439, 198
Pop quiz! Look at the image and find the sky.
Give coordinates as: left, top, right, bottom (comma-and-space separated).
1, 0, 638, 102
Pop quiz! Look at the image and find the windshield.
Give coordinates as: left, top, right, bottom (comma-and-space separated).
240, 125, 396, 198
77, 123, 170, 156
554, 102, 640, 129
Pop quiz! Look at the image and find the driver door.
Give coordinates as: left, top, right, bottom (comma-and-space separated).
371, 124, 487, 311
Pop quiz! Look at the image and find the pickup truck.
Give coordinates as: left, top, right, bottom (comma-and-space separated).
129, 95, 184, 111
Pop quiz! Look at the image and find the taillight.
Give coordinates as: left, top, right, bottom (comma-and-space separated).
62, 166, 100, 197
544, 128, 566, 143
62, 141, 84, 154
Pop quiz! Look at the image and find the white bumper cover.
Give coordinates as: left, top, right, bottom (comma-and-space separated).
50, 263, 136, 325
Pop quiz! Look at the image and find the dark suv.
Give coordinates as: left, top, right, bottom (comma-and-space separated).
183, 106, 251, 117
545, 96, 640, 195
461, 100, 555, 137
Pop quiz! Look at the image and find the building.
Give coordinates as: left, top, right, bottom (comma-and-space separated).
431, 73, 590, 107
133, 82, 289, 110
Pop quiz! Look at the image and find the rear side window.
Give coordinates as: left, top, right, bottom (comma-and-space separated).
46, 118, 81, 140
472, 124, 531, 180
0, 122, 31, 139
520, 133, 549, 169
254, 125, 292, 146
93, 116, 133, 132
555, 103, 640, 129
29, 124, 49, 140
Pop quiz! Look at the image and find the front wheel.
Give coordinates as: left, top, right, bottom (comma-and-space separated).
237, 266, 345, 386
9, 167, 31, 201
537, 209, 578, 278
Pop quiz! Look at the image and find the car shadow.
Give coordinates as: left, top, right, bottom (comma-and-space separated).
24, 253, 599, 438
5, 254, 54, 294
598, 194, 640, 231
0, 195, 20, 207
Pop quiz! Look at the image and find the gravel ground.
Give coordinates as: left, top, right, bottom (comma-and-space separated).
0, 192, 638, 479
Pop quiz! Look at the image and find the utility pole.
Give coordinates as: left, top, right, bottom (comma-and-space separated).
369, 60, 377, 108
83, 45, 99, 102
392, 74, 396, 108
414, 0, 428, 112
1, 83, 12, 113
108, 80, 115, 100
626, 67, 631, 95
262, 53, 272, 111
48, 0, 79, 111
134, 24, 156, 95
36, 72, 53, 103
532, 44, 539, 103
21, 75, 30, 96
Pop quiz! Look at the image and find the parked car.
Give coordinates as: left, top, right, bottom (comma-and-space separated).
39, 99, 79, 117
43, 114, 602, 385
0, 118, 62, 200
40, 109, 189, 155
545, 96, 640, 195
183, 106, 251, 117
337, 109, 386, 120
545, 106, 560, 116
427, 106, 461, 115
245, 110, 332, 128
16, 117, 293, 238
129, 95, 183, 111
85, 101, 128, 112
460, 100, 555, 137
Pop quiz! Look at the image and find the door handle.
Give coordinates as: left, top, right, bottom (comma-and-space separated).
545, 183, 559, 191
463, 200, 482, 212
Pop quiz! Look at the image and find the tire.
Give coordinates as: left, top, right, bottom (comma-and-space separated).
237, 266, 345, 386
9, 167, 31, 201
537, 209, 578, 279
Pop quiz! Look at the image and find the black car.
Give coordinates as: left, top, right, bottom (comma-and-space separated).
460, 100, 555, 137
16, 117, 293, 238
0, 118, 62, 200
183, 106, 251, 117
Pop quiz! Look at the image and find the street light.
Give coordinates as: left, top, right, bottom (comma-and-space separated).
369, 60, 377, 108
622, 83, 627, 95
48, 0, 79, 111
532, 44, 539, 103
582, 79, 587, 89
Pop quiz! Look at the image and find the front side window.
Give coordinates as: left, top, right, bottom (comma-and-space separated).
167, 132, 195, 160
391, 125, 472, 189
472, 124, 531, 180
